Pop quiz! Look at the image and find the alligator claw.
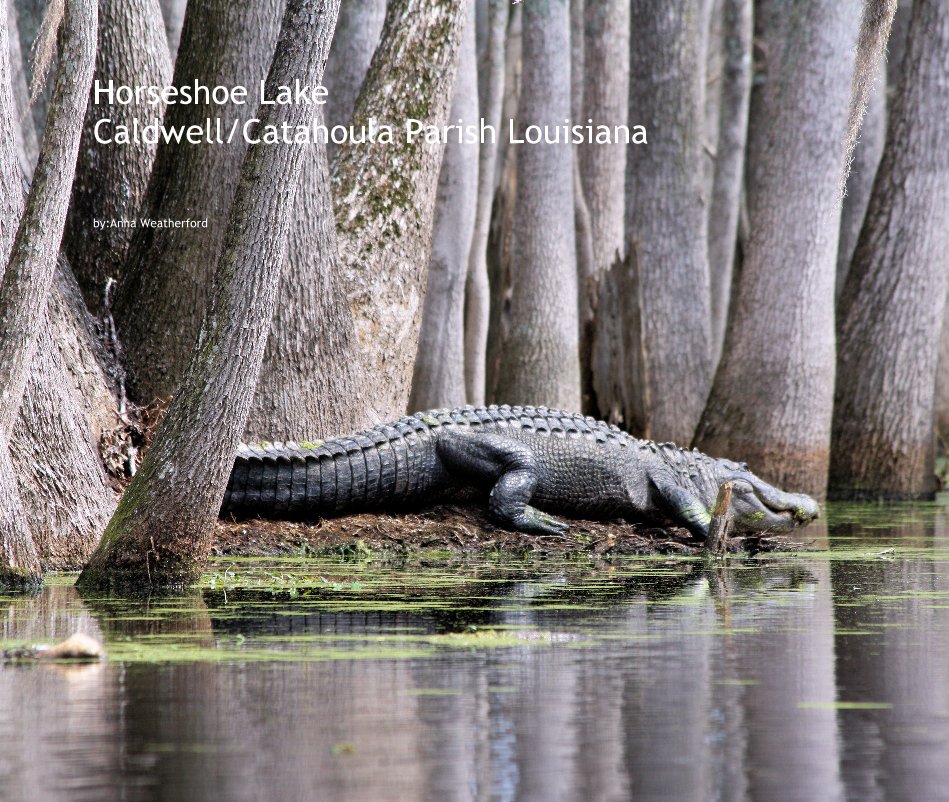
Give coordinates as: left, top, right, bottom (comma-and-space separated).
513, 506, 570, 537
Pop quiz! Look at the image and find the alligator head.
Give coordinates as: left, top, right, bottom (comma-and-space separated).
714, 459, 821, 533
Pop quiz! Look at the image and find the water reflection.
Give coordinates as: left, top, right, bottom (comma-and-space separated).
0, 500, 946, 801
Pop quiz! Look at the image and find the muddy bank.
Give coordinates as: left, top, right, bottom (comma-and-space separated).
214, 505, 803, 558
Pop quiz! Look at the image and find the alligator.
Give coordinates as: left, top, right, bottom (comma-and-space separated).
221, 405, 820, 538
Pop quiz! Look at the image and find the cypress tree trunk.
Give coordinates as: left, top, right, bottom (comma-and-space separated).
158, 0, 185, 62
115, 0, 285, 403
244, 113, 366, 442
494, 0, 581, 410
836, 59, 886, 296
623, 0, 711, 442
484, 3, 521, 404
322, 0, 386, 161
332, 0, 469, 421
578, 0, 628, 292
410, 3, 479, 411
13, 0, 53, 142
3, 11, 117, 572
707, 0, 751, 365
463, 0, 505, 406
10, 322, 115, 570
937, 303, 949, 449
694, 0, 860, 496
0, 0, 98, 586
580, 0, 628, 415
79, 0, 341, 590
6, 2, 39, 177
63, 0, 171, 314
830, 0, 949, 500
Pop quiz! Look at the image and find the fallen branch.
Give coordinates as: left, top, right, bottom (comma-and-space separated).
705, 480, 734, 555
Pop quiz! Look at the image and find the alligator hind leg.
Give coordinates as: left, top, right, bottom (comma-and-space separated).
436, 432, 570, 536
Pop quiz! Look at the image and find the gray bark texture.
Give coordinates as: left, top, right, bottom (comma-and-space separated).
837, 55, 886, 295
410, 3, 479, 411
244, 112, 366, 442
703, 0, 722, 208
694, 0, 860, 497
158, 0, 185, 62
4, 8, 116, 574
10, 259, 117, 574
463, 0, 505, 406
840, 0, 897, 195
10, 321, 115, 571
493, 0, 580, 410
0, 0, 98, 585
43, 261, 119, 441
13, 0, 52, 142
332, 0, 469, 422
64, 0, 172, 314
115, 0, 285, 403
622, 0, 711, 443
484, 4, 520, 403
938, 297, 949, 447
569, 0, 583, 120
79, 0, 341, 590
580, 0, 628, 414
6, 1, 39, 177
886, 0, 912, 87
322, 0, 385, 161
707, 0, 751, 365
578, 0, 628, 283
830, 0, 949, 500
0, 10, 21, 244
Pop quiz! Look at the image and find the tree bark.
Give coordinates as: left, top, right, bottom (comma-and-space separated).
332, 0, 469, 422
158, 0, 185, 62
623, 0, 711, 442
410, 2, 479, 411
0, 12, 22, 236
493, 0, 580, 410
463, 0, 505, 406
836, 60, 886, 296
0, 0, 98, 586
6, 1, 39, 178
580, 0, 628, 415
11, 258, 117, 571
707, 0, 751, 366
841, 0, 897, 193
693, 0, 860, 497
578, 0, 628, 287
937, 297, 949, 448
64, 0, 171, 314
830, 0, 949, 500
10, 322, 115, 570
79, 0, 341, 590
12, 0, 52, 143
322, 0, 386, 162
244, 112, 366, 442
484, 3, 521, 403
115, 0, 285, 403
4, 7, 117, 573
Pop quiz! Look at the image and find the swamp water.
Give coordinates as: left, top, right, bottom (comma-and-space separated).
1, 497, 948, 802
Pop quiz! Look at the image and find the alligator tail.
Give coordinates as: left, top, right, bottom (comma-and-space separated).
220, 423, 433, 519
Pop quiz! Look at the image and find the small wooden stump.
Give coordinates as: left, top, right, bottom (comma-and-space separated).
705, 481, 734, 555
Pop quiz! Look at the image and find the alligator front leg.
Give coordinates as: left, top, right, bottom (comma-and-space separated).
650, 476, 712, 539
436, 432, 570, 536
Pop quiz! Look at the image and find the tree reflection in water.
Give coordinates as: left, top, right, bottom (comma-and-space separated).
0, 505, 947, 801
